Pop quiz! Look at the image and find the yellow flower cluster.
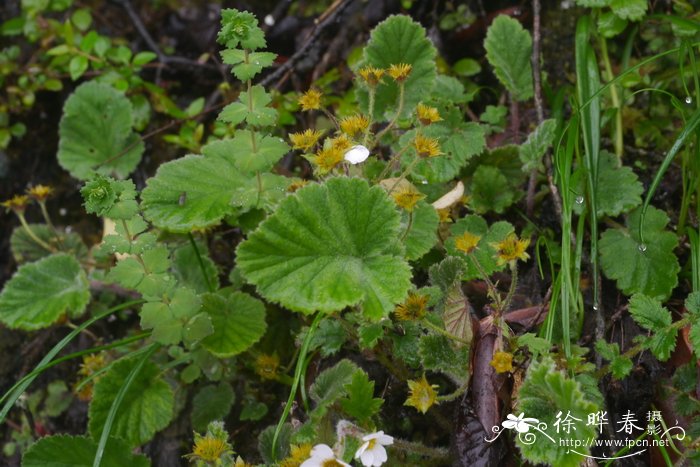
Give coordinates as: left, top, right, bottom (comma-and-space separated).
1, 194, 30, 212
413, 134, 442, 158
255, 353, 280, 380
340, 114, 370, 137
416, 103, 442, 125
289, 129, 323, 152
279, 443, 313, 467
388, 63, 412, 82
298, 88, 323, 111
27, 184, 54, 201
492, 233, 530, 265
454, 232, 481, 254
490, 351, 514, 373
391, 184, 425, 212
358, 66, 385, 86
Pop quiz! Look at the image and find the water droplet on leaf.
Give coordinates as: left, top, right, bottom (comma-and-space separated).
686, 96, 693, 104
638, 243, 647, 252
575, 195, 584, 205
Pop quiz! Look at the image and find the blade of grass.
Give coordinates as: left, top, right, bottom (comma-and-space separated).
93, 343, 159, 467
0, 299, 145, 425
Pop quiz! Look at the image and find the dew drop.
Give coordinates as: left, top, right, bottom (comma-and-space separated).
686, 96, 693, 105
592, 304, 599, 311
638, 243, 647, 252
421, 180, 428, 185
575, 195, 584, 205
59, 208, 67, 216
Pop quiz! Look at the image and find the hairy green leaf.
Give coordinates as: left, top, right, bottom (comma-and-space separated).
141, 154, 246, 232
201, 290, 267, 357
57, 81, 143, 180
594, 340, 633, 379
340, 372, 383, 424
445, 215, 513, 280
358, 15, 437, 119
599, 206, 679, 300
610, 0, 647, 21
89, 357, 175, 447
484, 15, 533, 101
516, 357, 600, 466
519, 119, 557, 172
22, 435, 150, 467
218, 85, 277, 126
401, 201, 439, 260
628, 294, 677, 361
202, 130, 289, 174
10, 224, 86, 264
237, 177, 412, 319
469, 165, 516, 214
191, 383, 235, 432
0, 253, 89, 330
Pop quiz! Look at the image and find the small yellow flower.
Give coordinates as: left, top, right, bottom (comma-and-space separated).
358, 66, 385, 86
298, 88, 323, 111
391, 184, 425, 212
454, 231, 481, 254
491, 233, 531, 265
388, 63, 412, 82
413, 134, 442, 158
190, 436, 232, 463
1, 194, 30, 213
490, 351, 514, 373
26, 184, 54, 202
279, 443, 313, 467
74, 353, 107, 401
405, 374, 439, 414
289, 129, 323, 151
255, 353, 280, 380
340, 114, 370, 137
234, 456, 252, 467
437, 208, 452, 223
394, 292, 428, 321
416, 103, 442, 125
314, 146, 344, 174
330, 134, 353, 153
287, 180, 310, 192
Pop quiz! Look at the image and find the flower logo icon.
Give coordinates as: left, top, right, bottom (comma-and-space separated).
502, 413, 540, 433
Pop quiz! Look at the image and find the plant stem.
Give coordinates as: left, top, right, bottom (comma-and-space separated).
377, 141, 411, 181
388, 155, 420, 194
363, 87, 376, 147
374, 83, 405, 144
422, 318, 470, 346
18, 212, 54, 252
599, 37, 623, 162
400, 211, 413, 241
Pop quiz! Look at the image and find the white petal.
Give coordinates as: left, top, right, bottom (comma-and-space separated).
310, 444, 334, 459
355, 441, 369, 459
360, 449, 376, 467
300, 459, 319, 467
344, 145, 370, 164
373, 445, 388, 464
431, 181, 464, 209
376, 433, 394, 446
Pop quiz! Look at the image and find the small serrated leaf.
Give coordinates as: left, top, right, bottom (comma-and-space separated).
628, 294, 677, 361
200, 291, 267, 357
191, 383, 235, 432
22, 435, 150, 467
340, 372, 383, 424
519, 119, 557, 172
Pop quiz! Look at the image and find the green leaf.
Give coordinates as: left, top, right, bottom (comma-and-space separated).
418, 334, 470, 383
358, 322, 385, 349
141, 154, 246, 232
218, 85, 277, 126
516, 357, 600, 467
445, 216, 513, 280
223, 51, 276, 81
218, 8, 266, 50
200, 291, 267, 357
598, 11, 628, 37
22, 435, 150, 467
599, 206, 679, 300
69, 55, 89, 80
172, 241, 220, 294
202, 130, 289, 174
10, 224, 86, 264
58, 81, 143, 180
139, 288, 204, 346
469, 165, 516, 214
610, 0, 647, 21
0, 253, 89, 330
574, 0, 610, 6
310, 359, 361, 408
340, 372, 383, 424
237, 177, 412, 319
628, 294, 677, 361
81, 176, 138, 219
309, 318, 347, 357
89, 357, 175, 447
358, 15, 437, 119
594, 340, 633, 379
519, 119, 557, 172
191, 383, 235, 432
401, 201, 439, 260
484, 15, 533, 101
400, 110, 486, 183
572, 151, 642, 217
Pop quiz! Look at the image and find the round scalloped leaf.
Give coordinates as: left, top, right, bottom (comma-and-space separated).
10, 224, 87, 264
0, 253, 89, 330
57, 81, 144, 180
599, 206, 679, 300
484, 15, 533, 101
401, 201, 439, 260
358, 15, 437, 119
141, 154, 246, 232
202, 131, 289, 174
201, 290, 267, 357
191, 383, 235, 432
89, 357, 175, 447
22, 435, 150, 467
236, 177, 412, 319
